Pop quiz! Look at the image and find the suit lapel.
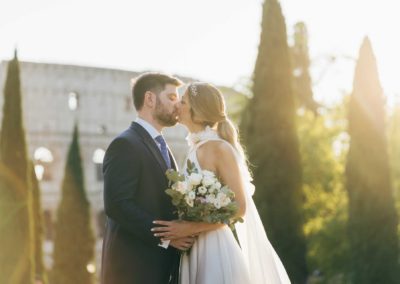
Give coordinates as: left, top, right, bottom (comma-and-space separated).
130, 122, 168, 173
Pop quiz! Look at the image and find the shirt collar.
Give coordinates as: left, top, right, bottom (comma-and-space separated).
135, 117, 161, 139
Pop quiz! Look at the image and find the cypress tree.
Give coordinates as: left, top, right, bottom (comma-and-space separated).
0, 51, 35, 283
51, 125, 95, 284
291, 22, 319, 114
346, 37, 399, 284
240, 0, 308, 282
389, 104, 400, 200
30, 161, 48, 283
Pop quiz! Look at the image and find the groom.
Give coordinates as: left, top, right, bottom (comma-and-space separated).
101, 73, 194, 283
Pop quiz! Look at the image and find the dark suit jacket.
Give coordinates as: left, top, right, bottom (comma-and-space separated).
101, 122, 180, 284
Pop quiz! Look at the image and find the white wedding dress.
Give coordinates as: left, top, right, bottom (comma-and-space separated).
179, 127, 291, 284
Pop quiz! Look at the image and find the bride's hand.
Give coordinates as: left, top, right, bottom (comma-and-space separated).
151, 220, 197, 240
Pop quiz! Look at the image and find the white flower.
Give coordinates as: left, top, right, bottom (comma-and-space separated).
213, 199, 222, 209
187, 191, 196, 200
206, 194, 216, 203
188, 173, 202, 186
174, 181, 189, 194
202, 170, 215, 178
217, 192, 227, 201
185, 196, 194, 207
216, 192, 231, 207
221, 197, 231, 207
198, 186, 207, 195
208, 185, 216, 193
208, 181, 221, 194
202, 176, 215, 187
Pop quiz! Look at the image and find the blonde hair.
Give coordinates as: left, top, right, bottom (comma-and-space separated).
186, 83, 246, 161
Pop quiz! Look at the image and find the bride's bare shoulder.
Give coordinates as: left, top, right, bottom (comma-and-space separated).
198, 140, 235, 160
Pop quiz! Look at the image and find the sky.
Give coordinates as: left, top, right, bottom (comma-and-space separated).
0, 0, 399, 107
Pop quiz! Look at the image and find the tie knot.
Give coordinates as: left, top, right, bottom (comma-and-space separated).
155, 135, 166, 147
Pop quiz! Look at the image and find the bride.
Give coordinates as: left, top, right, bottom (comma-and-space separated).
152, 83, 291, 284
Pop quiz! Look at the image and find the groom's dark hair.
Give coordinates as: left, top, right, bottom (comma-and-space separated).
131, 72, 182, 110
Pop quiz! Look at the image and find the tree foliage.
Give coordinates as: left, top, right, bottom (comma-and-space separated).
51, 125, 95, 284
346, 38, 399, 284
241, 0, 308, 282
0, 52, 35, 284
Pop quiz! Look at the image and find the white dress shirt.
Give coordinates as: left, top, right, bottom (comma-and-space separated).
135, 117, 163, 150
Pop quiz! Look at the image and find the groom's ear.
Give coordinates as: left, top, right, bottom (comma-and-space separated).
144, 91, 156, 108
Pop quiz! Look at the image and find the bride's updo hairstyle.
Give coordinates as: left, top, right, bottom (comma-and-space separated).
186, 82, 246, 161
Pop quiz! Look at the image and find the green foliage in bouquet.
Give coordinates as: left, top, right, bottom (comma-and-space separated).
165, 160, 243, 229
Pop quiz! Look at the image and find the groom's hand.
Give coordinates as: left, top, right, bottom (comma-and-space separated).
169, 236, 195, 251
152, 220, 196, 239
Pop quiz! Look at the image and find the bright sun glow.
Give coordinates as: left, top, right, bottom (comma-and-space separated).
86, 263, 96, 274
0, 0, 399, 107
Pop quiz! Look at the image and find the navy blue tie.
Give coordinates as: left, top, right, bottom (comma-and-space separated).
155, 135, 171, 168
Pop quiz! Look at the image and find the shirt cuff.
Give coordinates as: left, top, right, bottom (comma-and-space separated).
158, 239, 170, 249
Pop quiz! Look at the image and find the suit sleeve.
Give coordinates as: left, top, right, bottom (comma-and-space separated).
103, 137, 160, 247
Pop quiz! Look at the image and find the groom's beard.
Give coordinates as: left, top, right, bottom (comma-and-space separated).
153, 99, 178, 127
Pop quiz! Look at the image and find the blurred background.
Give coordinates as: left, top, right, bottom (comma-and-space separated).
0, 0, 399, 283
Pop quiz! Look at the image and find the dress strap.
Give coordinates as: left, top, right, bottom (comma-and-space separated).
191, 138, 225, 151
186, 138, 223, 172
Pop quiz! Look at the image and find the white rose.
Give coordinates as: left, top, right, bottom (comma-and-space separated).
188, 173, 202, 186
206, 194, 216, 203
188, 191, 196, 200
175, 181, 188, 194
198, 186, 207, 195
216, 192, 230, 207
208, 185, 216, 194
221, 197, 231, 207
185, 196, 194, 207
217, 192, 227, 201
202, 176, 215, 187
213, 199, 222, 209
214, 182, 221, 190
202, 170, 215, 178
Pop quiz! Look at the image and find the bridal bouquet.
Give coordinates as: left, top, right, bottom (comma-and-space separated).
165, 160, 243, 229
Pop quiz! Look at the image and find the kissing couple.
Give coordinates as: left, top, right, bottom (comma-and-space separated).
101, 72, 291, 284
